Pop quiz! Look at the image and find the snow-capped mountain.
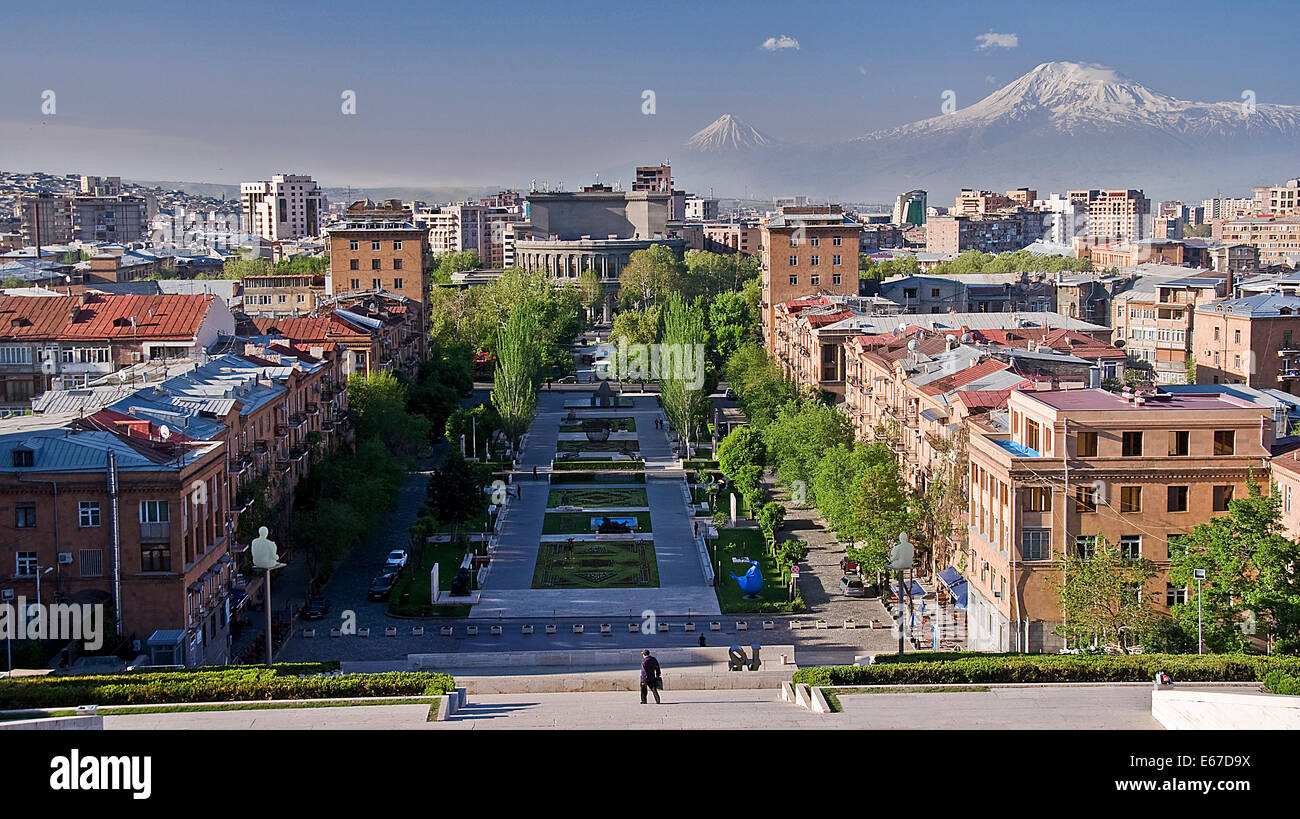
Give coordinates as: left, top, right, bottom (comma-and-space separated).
684, 114, 777, 153
675, 62, 1300, 201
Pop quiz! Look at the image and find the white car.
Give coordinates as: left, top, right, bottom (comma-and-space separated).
383, 549, 409, 572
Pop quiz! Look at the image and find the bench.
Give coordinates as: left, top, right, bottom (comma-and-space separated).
790, 621, 804, 630
303, 628, 316, 638
684, 622, 695, 632
627, 623, 639, 633
572, 624, 584, 634
545, 624, 557, 635
709, 621, 722, 632
357, 627, 370, 638
491, 625, 503, 636
736, 621, 748, 631
522, 625, 534, 635
763, 620, 775, 630
600, 623, 612, 634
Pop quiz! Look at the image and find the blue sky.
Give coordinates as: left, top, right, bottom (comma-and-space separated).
0, 0, 1295, 191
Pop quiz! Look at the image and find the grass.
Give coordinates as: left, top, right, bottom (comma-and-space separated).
547, 488, 648, 508
541, 511, 653, 534
557, 440, 640, 453
531, 540, 659, 588
552, 459, 645, 471
552, 472, 646, 485
559, 417, 636, 433
708, 529, 803, 614
388, 542, 479, 617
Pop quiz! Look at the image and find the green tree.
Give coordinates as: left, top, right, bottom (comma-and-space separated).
1168, 480, 1300, 653
758, 501, 786, 545
618, 244, 685, 309
427, 450, 486, 537
761, 400, 854, 501
1055, 537, 1158, 653
718, 426, 766, 483
347, 369, 431, 455
491, 309, 541, 452
657, 293, 709, 455
709, 290, 759, 363
578, 269, 605, 319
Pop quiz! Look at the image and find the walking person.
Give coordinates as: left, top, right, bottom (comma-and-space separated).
640, 649, 662, 704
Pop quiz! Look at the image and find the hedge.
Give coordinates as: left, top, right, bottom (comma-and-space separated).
0, 668, 455, 710
1264, 670, 1300, 696
552, 460, 645, 471
791, 654, 1300, 687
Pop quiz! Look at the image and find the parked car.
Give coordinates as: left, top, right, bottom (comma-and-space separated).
368, 572, 400, 601
839, 576, 867, 597
383, 549, 409, 572
840, 558, 861, 575
303, 597, 331, 620
724, 388, 737, 400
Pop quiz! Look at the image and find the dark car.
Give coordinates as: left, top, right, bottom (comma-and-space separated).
368, 572, 400, 601
724, 388, 737, 400
840, 557, 861, 575
303, 597, 330, 620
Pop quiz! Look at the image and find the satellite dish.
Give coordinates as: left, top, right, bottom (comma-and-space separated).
897, 322, 907, 333
159, 425, 172, 439
907, 339, 920, 354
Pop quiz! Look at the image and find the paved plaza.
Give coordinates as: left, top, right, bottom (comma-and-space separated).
103, 685, 1165, 730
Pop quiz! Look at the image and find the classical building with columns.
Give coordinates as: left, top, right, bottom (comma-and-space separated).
514, 235, 686, 320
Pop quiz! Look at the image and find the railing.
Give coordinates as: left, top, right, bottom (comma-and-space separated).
140, 522, 171, 541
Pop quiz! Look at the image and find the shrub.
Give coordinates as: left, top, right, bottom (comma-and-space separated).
791, 654, 1300, 687
0, 667, 455, 709
1264, 670, 1300, 696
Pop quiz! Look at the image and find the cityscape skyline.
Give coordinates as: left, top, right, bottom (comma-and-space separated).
1, 0, 1297, 197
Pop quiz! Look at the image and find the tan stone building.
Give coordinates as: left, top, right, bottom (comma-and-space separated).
760, 206, 860, 344
1194, 293, 1300, 394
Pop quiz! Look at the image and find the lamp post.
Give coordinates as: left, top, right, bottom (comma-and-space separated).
250, 527, 285, 668
1194, 568, 1206, 655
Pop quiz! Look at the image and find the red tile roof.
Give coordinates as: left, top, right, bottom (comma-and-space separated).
0, 293, 216, 342
919, 358, 1009, 395
954, 389, 1013, 410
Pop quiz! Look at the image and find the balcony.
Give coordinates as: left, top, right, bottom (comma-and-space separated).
140, 522, 171, 541
289, 413, 306, 428
275, 424, 289, 437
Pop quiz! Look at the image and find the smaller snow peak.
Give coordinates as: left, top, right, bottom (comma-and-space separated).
685, 114, 774, 152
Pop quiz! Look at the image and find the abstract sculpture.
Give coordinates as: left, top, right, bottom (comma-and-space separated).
730, 560, 763, 598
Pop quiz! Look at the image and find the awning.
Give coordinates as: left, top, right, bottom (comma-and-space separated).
936, 566, 964, 590
894, 579, 925, 598
948, 581, 969, 610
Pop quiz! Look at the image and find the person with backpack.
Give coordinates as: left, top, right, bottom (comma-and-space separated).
640, 649, 662, 704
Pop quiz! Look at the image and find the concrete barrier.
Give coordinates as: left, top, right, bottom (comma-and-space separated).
0, 715, 103, 730
1152, 688, 1300, 729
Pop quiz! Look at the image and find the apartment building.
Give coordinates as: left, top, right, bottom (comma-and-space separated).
702, 222, 760, 255
241, 273, 325, 317
240, 174, 323, 241
965, 387, 1272, 652
0, 292, 235, 411
1217, 215, 1300, 266
1252, 178, 1300, 216
684, 197, 719, 221
760, 206, 861, 343
953, 190, 1017, 216
324, 215, 430, 362
252, 291, 424, 380
70, 195, 148, 244
1085, 238, 1186, 268
18, 193, 74, 246
1202, 197, 1255, 221
633, 164, 671, 193
1110, 271, 1226, 383
1067, 189, 1151, 246
1194, 293, 1300, 394
924, 211, 1046, 255
892, 190, 927, 226
423, 204, 522, 268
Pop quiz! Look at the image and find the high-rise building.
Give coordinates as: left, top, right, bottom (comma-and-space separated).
759, 206, 861, 344
70, 195, 148, 243
633, 164, 671, 193
79, 175, 123, 196
17, 193, 74, 246
1218, 215, 1300, 265
1067, 189, 1152, 246
1252, 178, 1300, 216
893, 190, 927, 226
954, 189, 1015, 216
1200, 196, 1254, 221
241, 174, 323, 241
925, 211, 1047, 254
684, 197, 719, 221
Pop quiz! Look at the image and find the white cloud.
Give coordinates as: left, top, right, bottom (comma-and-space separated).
975, 32, 1018, 50
761, 35, 800, 52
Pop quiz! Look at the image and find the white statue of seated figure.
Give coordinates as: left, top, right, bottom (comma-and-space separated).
251, 526, 285, 571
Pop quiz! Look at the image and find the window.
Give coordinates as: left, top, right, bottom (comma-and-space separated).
15, 502, 36, 528
393, 258, 403, 270
80, 549, 103, 577
931, 288, 941, 298
788, 275, 798, 286
372, 278, 382, 289
278, 295, 287, 303
1024, 486, 1052, 511
1120, 486, 1142, 513
371, 259, 381, 270
1213, 430, 1235, 455
1022, 529, 1050, 560
350, 278, 360, 290
1234, 328, 1241, 344
16, 552, 36, 577
809, 237, 819, 247
11, 448, 33, 468
1122, 431, 1143, 456
79, 501, 100, 527
1074, 485, 1097, 513
1120, 535, 1142, 560
139, 500, 169, 524
142, 544, 171, 573
1075, 535, 1097, 559
788, 236, 798, 248
1167, 485, 1189, 512
1076, 431, 1098, 457
833, 254, 841, 266
1024, 420, 1041, 453
393, 278, 403, 290
810, 255, 820, 266
1166, 584, 1187, 606
393, 240, 403, 250
371, 240, 381, 251
788, 256, 798, 267
832, 235, 842, 246
832, 273, 842, 285
1212, 485, 1234, 511
1168, 430, 1189, 456
810, 275, 820, 286
0, 346, 33, 365
349, 259, 359, 270
349, 240, 358, 251
1213, 326, 1220, 341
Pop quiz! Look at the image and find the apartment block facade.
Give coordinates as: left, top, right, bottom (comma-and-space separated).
760, 207, 861, 343
241, 174, 323, 241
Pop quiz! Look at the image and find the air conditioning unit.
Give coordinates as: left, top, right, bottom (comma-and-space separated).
0, 589, 13, 600
57, 552, 73, 565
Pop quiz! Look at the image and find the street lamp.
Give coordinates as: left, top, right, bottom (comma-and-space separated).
35, 566, 54, 609
1194, 568, 1206, 655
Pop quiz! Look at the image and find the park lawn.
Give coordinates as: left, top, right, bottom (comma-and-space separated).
557, 440, 640, 453
551, 471, 646, 485
388, 542, 477, 617
547, 487, 648, 508
541, 511, 653, 534
708, 529, 795, 613
559, 417, 636, 433
531, 540, 659, 589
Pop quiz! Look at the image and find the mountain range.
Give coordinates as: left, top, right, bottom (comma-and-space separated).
675, 62, 1300, 202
